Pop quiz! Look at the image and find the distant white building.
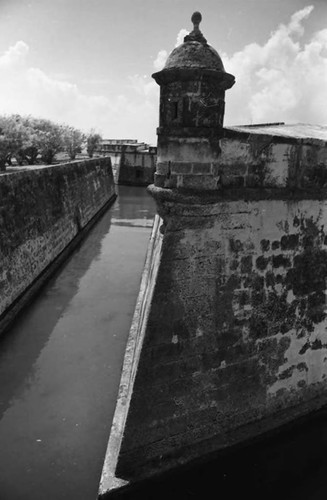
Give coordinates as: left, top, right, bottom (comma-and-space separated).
98, 139, 156, 154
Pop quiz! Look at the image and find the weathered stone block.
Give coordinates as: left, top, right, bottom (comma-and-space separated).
177, 174, 217, 190
156, 161, 170, 175
154, 172, 166, 187
171, 162, 193, 175
192, 163, 212, 175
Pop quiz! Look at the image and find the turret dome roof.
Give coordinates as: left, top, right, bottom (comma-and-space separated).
152, 12, 235, 90
164, 42, 225, 72
164, 12, 225, 72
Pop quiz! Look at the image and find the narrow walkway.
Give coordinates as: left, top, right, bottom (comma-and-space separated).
0, 186, 156, 500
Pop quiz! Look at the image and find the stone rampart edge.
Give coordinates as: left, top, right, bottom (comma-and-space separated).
98, 215, 163, 498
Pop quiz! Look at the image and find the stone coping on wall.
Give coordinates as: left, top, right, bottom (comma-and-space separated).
224, 123, 327, 147
98, 214, 163, 499
1, 156, 113, 176
153, 123, 327, 193
155, 124, 327, 145
147, 185, 327, 210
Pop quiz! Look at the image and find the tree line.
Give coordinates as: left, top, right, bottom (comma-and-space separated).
0, 114, 103, 171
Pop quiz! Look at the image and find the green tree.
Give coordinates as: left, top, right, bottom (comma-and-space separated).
86, 130, 102, 158
62, 125, 85, 160
0, 114, 91, 167
0, 132, 9, 171
30, 118, 64, 164
0, 118, 12, 170
11, 116, 64, 165
15, 116, 43, 165
0, 115, 29, 170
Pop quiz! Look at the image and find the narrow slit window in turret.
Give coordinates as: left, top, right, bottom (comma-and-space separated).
171, 101, 179, 121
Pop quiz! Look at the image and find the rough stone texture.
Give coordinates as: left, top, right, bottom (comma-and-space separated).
228, 123, 327, 142
98, 13, 327, 498
107, 149, 156, 186
118, 149, 156, 186
154, 74, 228, 192
220, 126, 327, 190
154, 125, 327, 192
151, 33, 234, 194
112, 190, 327, 483
164, 41, 225, 71
0, 157, 116, 326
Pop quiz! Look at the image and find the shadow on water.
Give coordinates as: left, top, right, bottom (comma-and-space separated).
0, 208, 113, 422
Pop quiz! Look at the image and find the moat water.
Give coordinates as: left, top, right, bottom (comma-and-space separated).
0, 186, 156, 500
1, 186, 327, 500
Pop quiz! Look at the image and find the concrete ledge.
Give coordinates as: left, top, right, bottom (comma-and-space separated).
98, 214, 163, 499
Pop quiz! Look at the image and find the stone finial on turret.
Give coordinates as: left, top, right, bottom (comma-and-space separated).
184, 11, 207, 44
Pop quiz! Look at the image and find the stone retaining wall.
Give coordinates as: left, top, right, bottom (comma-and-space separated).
0, 157, 116, 333
107, 150, 156, 186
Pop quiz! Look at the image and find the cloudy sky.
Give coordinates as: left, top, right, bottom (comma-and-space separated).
0, 0, 326, 144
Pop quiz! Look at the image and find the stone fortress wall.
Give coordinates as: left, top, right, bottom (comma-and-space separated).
98, 11, 327, 498
118, 149, 156, 186
111, 128, 327, 484
0, 157, 116, 334
99, 140, 156, 186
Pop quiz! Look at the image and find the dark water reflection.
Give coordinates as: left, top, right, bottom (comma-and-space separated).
0, 186, 156, 500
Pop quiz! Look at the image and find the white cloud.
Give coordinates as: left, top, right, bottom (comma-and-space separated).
1, 8, 326, 148
150, 9, 327, 130
175, 29, 188, 47
223, 5, 327, 126
128, 74, 158, 98
152, 28, 188, 72
0, 41, 158, 143
287, 5, 314, 35
153, 49, 168, 71
0, 40, 29, 68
